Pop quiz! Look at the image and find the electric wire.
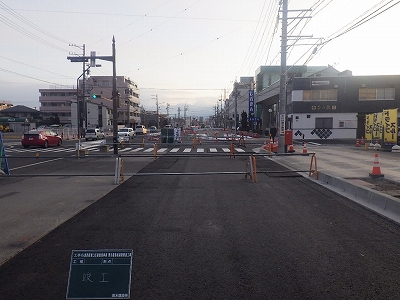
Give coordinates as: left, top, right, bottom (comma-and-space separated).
0, 2, 70, 52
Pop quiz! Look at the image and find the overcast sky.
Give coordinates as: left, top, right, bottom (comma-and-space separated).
1, 0, 399, 117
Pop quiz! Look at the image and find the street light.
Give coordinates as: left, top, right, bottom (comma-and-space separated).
268, 108, 272, 127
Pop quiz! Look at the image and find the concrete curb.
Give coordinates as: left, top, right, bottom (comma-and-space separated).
315, 172, 400, 224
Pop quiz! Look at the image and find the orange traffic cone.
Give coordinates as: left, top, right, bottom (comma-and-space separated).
288, 144, 295, 153
360, 137, 365, 145
302, 142, 308, 154
267, 138, 272, 152
355, 139, 360, 147
272, 141, 278, 153
262, 140, 268, 151
369, 153, 384, 178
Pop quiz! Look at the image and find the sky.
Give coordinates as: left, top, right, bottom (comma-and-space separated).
1, 0, 400, 118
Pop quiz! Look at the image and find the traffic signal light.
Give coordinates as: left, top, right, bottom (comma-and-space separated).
92, 94, 101, 99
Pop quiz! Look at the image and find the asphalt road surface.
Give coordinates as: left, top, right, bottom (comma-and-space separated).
0, 153, 400, 299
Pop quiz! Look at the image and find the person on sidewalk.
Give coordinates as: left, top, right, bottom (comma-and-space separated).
270, 124, 277, 143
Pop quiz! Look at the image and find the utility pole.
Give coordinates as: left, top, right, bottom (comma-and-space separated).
177, 107, 181, 127
184, 104, 188, 127
234, 82, 239, 136
111, 37, 118, 155
278, 0, 288, 154
69, 44, 85, 138
67, 37, 118, 154
166, 103, 170, 124
152, 94, 159, 129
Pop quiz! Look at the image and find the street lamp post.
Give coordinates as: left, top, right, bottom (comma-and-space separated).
76, 65, 91, 138
268, 108, 272, 127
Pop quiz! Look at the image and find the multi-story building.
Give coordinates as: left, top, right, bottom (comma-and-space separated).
85, 76, 140, 127
226, 77, 254, 130
39, 76, 141, 131
39, 88, 76, 124
255, 65, 400, 142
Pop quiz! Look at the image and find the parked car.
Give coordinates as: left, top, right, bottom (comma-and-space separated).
149, 126, 158, 134
21, 130, 62, 148
118, 127, 135, 139
85, 128, 105, 141
135, 125, 147, 135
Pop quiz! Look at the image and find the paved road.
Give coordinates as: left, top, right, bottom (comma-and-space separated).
0, 150, 399, 299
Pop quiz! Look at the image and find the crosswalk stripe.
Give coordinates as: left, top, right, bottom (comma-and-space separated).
5, 146, 249, 154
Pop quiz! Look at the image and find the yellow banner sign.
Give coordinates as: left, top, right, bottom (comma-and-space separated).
365, 114, 373, 141
383, 108, 398, 144
372, 112, 383, 141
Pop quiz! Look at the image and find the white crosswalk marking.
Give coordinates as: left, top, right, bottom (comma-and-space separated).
5, 145, 249, 155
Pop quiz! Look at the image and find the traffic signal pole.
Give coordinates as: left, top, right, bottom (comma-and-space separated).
67, 36, 119, 154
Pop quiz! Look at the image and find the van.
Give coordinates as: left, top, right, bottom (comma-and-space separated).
135, 125, 147, 135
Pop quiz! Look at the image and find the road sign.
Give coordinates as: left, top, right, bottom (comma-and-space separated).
66, 249, 133, 299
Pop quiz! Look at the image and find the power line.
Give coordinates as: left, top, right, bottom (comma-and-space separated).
0, 2, 70, 52
0, 1, 71, 45
0, 55, 74, 80
319, 0, 400, 53
0, 67, 70, 86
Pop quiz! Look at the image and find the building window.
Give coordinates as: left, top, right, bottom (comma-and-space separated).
303, 89, 337, 101
315, 117, 333, 129
359, 88, 395, 100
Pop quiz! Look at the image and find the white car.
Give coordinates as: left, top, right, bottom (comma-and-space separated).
118, 127, 135, 139
85, 128, 105, 141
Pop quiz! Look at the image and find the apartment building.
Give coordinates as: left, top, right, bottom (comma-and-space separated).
39, 88, 76, 124
39, 76, 141, 129
85, 76, 140, 127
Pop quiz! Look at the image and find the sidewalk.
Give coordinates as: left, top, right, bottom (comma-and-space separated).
260, 142, 400, 224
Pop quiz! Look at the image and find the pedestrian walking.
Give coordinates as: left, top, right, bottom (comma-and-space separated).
270, 124, 277, 143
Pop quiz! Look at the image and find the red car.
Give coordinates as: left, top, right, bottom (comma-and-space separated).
21, 130, 62, 148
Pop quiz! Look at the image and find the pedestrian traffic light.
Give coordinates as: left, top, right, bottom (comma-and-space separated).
92, 94, 101, 99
